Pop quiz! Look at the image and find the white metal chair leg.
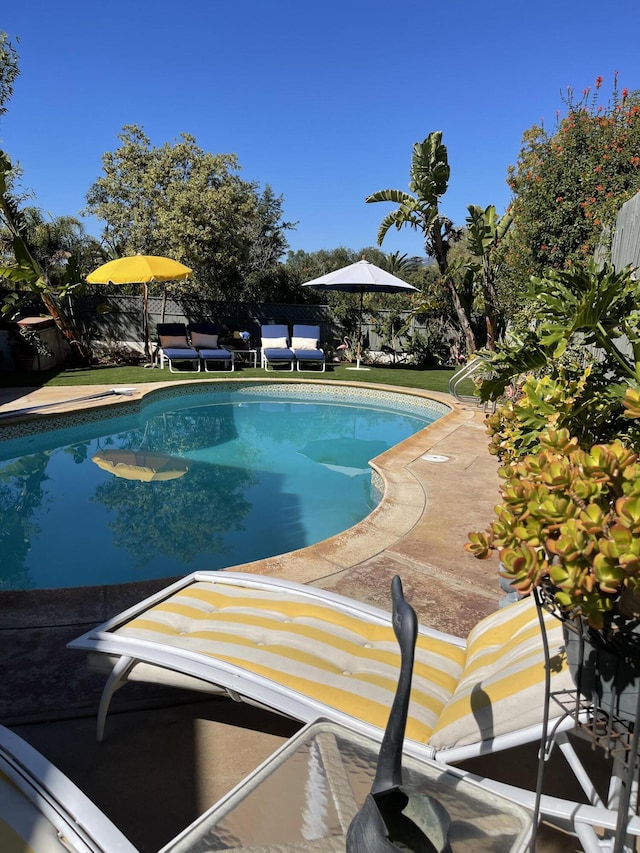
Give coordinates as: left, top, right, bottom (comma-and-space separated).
575, 821, 615, 853
555, 730, 607, 807
96, 655, 136, 742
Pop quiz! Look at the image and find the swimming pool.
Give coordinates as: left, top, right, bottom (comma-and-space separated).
0, 383, 448, 590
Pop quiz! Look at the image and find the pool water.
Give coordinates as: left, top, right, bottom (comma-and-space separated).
0, 389, 440, 590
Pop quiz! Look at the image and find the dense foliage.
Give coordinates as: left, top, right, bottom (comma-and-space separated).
0, 154, 92, 360
84, 125, 296, 302
467, 259, 640, 631
366, 133, 518, 355
507, 75, 640, 279
478, 261, 640, 460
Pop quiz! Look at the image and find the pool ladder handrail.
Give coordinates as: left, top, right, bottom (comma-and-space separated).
448, 356, 495, 411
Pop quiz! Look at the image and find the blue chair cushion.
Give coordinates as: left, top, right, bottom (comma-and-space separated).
163, 347, 199, 359
199, 348, 232, 359
263, 347, 294, 359
294, 349, 324, 359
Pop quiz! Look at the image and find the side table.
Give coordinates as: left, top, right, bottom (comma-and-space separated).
160, 720, 532, 852
231, 348, 260, 369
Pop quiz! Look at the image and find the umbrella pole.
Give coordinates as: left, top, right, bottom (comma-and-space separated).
347, 288, 370, 371
356, 289, 362, 369
142, 282, 150, 361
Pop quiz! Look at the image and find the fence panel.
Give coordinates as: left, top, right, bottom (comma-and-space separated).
612, 194, 640, 272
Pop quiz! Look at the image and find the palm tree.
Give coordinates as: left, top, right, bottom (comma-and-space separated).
366, 131, 477, 355
384, 251, 420, 277
0, 151, 91, 362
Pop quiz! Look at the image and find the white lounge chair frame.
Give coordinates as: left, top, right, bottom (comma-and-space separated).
291, 324, 326, 372
69, 571, 640, 851
260, 324, 295, 371
0, 724, 137, 853
156, 323, 201, 373
187, 322, 234, 372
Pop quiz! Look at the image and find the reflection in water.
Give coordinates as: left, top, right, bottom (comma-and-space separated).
0, 452, 51, 590
94, 459, 254, 568
92, 450, 189, 482
0, 395, 435, 590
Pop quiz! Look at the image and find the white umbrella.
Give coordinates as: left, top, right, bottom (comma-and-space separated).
301, 259, 418, 369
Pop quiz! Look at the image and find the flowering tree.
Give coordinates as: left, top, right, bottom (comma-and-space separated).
506, 74, 640, 279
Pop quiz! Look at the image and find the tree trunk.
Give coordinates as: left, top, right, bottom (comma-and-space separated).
38, 292, 91, 363
431, 227, 477, 356
482, 264, 500, 351
446, 279, 477, 355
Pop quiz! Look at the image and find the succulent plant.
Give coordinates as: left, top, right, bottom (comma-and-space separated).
466, 398, 640, 630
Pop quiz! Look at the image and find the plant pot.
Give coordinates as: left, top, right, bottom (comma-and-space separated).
563, 619, 640, 724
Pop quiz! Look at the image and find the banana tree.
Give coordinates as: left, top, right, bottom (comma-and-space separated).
0, 151, 90, 362
461, 204, 513, 349
366, 131, 477, 355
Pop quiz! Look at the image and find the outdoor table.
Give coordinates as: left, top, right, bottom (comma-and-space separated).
231, 347, 260, 368
160, 720, 533, 852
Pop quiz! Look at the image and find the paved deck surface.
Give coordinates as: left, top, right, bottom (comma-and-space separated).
0, 379, 610, 851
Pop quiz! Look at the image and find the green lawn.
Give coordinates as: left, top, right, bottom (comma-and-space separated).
1, 363, 459, 394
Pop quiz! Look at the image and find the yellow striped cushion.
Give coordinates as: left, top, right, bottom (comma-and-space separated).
428, 595, 571, 751
116, 583, 467, 743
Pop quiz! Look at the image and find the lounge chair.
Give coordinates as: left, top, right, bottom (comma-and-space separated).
156, 323, 200, 373
291, 324, 325, 372
260, 324, 295, 371
68, 571, 640, 851
187, 322, 234, 372
0, 724, 137, 853
70, 571, 571, 758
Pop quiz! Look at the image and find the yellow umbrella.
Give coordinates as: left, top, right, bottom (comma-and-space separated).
92, 450, 189, 482
86, 255, 192, 359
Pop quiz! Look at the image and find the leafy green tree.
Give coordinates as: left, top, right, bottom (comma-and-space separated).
285, 246, 364, 282
384, 251, 420, 277
84, 126, 293, 301
507, 74, 640, 279
366, 131, 476, 354
18, 207, 102, 288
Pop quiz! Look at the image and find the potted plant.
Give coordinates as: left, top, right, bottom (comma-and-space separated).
467, 390, 640, 722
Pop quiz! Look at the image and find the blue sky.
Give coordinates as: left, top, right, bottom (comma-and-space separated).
2, 1, 640, 260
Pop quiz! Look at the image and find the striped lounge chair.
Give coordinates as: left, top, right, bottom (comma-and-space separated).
69, 571, 572, 760
68, 572, 640, 850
